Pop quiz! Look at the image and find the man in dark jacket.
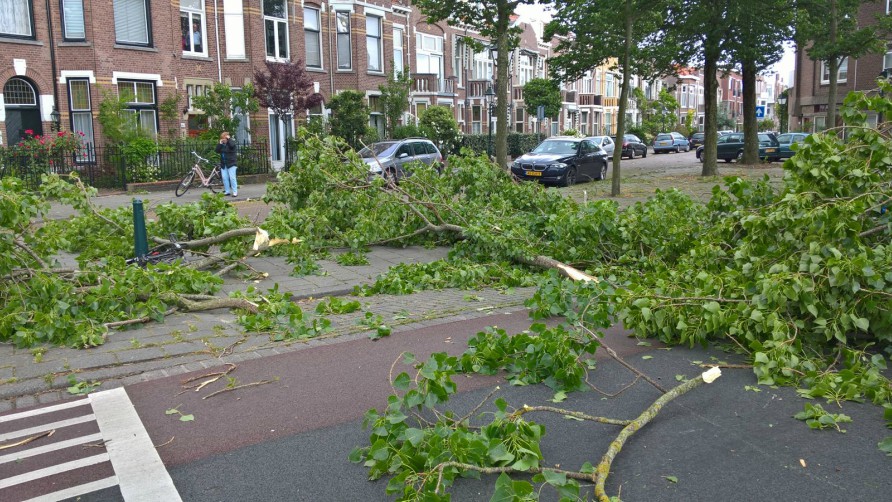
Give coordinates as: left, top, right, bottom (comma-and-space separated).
215, 131, 238, 196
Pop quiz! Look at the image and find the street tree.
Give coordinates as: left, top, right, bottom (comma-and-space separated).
521, 78, 562, 127
547, 0, 681, 195
410, 0, 539, 169
727, 0, 792, 163
253, 59, 323, 126
189, 83, 260, 141
379, 69, 413, 139
328, 90, 370, 149
419, 106, 461, 155
796, 0, 892, 132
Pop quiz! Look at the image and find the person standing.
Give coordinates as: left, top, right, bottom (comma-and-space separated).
215, 132, 238, 197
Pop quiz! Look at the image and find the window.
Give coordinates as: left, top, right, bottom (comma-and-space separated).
472, 49, 491, 80
231, 87, 251, 143
884, 50, 892, 72
582, 72, 593, 94
394, 28, 405, 74
223, 0, 245, 59
118, 80, 157, 135
67, 79, 94, 161
366, 16, 382, 72
304, 7, 321, 69
264, 0, 288, 60
418, 33, 445, 80
515, 108, 525, 133
114, 0, 150, 46
61, 0, 85, 41
180, 0, 205, 55
186, 83, 210, 110
336, 11, 351, 70
821, 57, 848, 84
606, 74, 615, 98
580, 111, 588, 135
518, 55, 533, 86
472, 105, 481, 134
1, 0, 33, 38
814, 115, 826, 132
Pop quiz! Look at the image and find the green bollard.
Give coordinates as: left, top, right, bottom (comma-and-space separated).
133, 199, 148, 260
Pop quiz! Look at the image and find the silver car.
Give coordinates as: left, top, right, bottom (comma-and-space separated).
360, 138, 443, 182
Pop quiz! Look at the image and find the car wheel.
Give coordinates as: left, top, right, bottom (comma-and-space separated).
629, 149, 636, 159
384, 168, 398, 186
724, 157, 733, 163
561, 167, 577, 187
598, 162, 608, 181
642, 149, 647, 158
736, 150, 744, 162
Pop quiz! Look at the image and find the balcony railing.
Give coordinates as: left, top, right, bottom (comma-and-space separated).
578, 94, 602, 106
412, 74, 454, 94
467, 80, 491, 98
562, 90, 577, 103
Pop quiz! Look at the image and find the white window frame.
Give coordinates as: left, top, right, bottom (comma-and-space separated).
180, 0, 207, 56
304, 7, 322, 69
264, 0, 289, 61
61, 0, 86, 41
821, 57, 848, 84
394, 27, 405, 75
336, 11, 352, 70
67, 78, 95, 162
519, 55, 533, 86
1, 0, 34, 38
472, 49, 491, 80
113, 0, 151, 46
366, 15, 383, 73
118, 80, 158, 135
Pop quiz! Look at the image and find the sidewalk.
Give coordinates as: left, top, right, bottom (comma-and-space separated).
3, 181, 536, 411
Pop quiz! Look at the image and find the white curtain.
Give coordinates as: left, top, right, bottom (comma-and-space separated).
0, 0, 32, 37
113, 0, 148, 44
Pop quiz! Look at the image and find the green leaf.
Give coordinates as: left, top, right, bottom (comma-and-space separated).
393, 372, 411, 391
663, 475, 678, 483
165, 408, 179, 415
550, 391, 567, 403
637, 341, 652, 347
541, 470, 567, 486
879, 436, 892, 456
642, 355, 653, 360
179, 414, 195, 422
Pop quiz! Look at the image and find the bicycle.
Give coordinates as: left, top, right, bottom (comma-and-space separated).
175, 151, 225, 197
125, 234, 186, 267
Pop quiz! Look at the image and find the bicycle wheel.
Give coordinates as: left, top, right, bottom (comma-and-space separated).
175, 171, 195, 197
207, 170, 224, 194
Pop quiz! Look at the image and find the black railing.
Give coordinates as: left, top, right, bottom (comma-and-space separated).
0, 140, 271, 190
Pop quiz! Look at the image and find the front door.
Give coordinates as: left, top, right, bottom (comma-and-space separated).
3, 77, 44, 146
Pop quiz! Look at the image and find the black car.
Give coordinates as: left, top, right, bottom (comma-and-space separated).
696, 132, 781, 163
689, 132, 705, 148
510, 136, 609, 187
612, 134, 648, 159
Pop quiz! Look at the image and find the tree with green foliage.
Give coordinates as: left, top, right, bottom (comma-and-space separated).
521, 78, 562, 124
758, 117, 778, 131
727, 0, 792, 163
328, 90, 371, 149
409, 0, 539, 169
796, 0, 892, 132
547, 0, 681, 195
419, 106, 461, 155
189, 83, 260, 141
379, 69, 413, 139
641, 89, 680, 136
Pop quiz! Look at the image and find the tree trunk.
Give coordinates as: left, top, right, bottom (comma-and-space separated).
741, 59, 759, 164
826, 0, 839, 132
611, 1, 633, 197
702, 50, 719, 176
495, 3, 510, 169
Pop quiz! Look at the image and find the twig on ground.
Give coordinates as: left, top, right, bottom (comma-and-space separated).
179, 363, 237, 393
202, 379, 275, 399
580, 326, 668, 394
103, 307, 178, 330
154, 436, 176, 448
0, 430, 54, 450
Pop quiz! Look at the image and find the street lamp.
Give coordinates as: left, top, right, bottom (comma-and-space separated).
777, 95, 787, 133
485, 84, 496, 157
50, 107, 61, 132
878, 70, 889, 126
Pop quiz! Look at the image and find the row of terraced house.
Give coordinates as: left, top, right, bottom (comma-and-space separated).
1, 0, 799, 172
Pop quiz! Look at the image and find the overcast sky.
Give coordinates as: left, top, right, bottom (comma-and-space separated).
514, 4, 796, 86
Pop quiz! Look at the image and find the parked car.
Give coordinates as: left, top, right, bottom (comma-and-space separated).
689, 132, 705, 148
696, 132, 780, 163
360, 138, 443, 182
587, 135, 616, 156
718, 130, 734, 137
770, 133, 810, 161
612, 134, 648, 159
510, 136, 609, 187
653, 132, 691, 153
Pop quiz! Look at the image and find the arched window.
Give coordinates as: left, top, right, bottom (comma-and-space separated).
3, 78, 38, 106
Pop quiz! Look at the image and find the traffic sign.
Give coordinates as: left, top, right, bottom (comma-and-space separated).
537, 105, 545, 121
756, 106, 766, 119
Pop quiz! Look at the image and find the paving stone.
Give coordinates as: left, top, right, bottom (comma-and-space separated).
162, 342, 208, 358
37, 391, 66, 404
114, 347, 166, 364
14, 395, 38, 409
0, 400, 13, 413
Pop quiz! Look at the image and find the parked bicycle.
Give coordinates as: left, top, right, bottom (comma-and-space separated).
175, 151, 224, 197
125, 234, 186, 267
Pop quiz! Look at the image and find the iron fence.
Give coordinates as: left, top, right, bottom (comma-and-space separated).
0, 140, 272, 191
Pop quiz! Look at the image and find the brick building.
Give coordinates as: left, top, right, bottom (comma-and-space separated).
790, 1, 889, 131
1, 0, 675, 168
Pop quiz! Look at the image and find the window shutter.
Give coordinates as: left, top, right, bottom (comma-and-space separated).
62, 0, 85, 39
305, 32, 321, 67
114, 0, 148, 44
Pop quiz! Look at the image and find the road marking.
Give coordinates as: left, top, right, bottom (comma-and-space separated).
0, 432, 104, 465
0, 398, 89, 423
0, 453, 109, 489
90, 388, 181, 502
0, 415, 95, 442
22, 476, 118, 502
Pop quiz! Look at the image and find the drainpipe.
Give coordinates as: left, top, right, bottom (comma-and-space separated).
45, 0, 61, 127
212, 0, 222, 82
328, 3, 335, 95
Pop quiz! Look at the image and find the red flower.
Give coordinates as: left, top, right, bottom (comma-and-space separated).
78, 131, 85, 137
39, 139, 46, 145
58, 131, 65, 137
24, 129, 34, 135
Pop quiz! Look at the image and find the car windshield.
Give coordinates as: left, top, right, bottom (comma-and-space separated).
359, 142, 398, 158
532, 140, 580, 155
777, 134, 791, 143
757, 134, 775, 144
692, 133, 704, 139
655, 134, 671, 141
624, 135, 639, 142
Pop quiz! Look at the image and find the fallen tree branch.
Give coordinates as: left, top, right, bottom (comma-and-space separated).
0, 429, 54, 450
202, 379, 275, 399
103, 307, 178, 330
152, 227, 259, 248
180, 363, 237, 393
509, 405, 632, 426
580, 326, 668, 394
13, 239, 47, 269
154, 436, 175, 448
593, 367, 722, 501
433, 462, 593, 495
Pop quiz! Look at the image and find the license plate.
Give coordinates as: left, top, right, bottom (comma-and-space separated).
526, 171, 542, 177
659, 141, 669, 145
765, 148, 776, 153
